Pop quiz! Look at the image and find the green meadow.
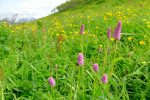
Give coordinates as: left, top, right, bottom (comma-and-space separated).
0, 0, 150, 99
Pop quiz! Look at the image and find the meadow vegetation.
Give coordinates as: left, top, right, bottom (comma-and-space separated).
0, 0, 150, 99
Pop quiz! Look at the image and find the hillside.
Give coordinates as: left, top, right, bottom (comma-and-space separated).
0, 0, 150, 99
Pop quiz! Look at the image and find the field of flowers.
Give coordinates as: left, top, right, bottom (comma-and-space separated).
0, 0, 150, 99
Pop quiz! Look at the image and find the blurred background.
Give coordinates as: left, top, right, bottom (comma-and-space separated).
0, 0, 68, 22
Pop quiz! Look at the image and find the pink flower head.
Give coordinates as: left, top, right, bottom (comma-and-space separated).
80, 24, 84, 34
48, 77, 56, 87
77, 53, 84, 66
102, 74, 108, 84
114, 20, 122, 40
93, 63, 99, 72
107, 27, 111, 39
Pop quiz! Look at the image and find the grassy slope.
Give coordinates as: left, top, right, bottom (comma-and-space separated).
0, 0, 150, 99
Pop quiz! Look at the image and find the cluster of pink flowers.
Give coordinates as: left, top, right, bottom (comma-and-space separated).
77, 53, 108, 84
48, 52, 108, 87
78, 23, 110, 84
77, 53, 84, 66
102, 74, 108, 84
93, 63, 99, 72
107, 20, 122, 40
48, 21, 123, 87
80, 24, 85, 34
107, 27, 111, 39
48, 77, 56, 87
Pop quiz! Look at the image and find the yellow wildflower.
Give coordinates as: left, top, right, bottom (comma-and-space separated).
87, 16, 91, 19
3, 22, 7, 24
61, 30, 65, 33
92, 34, 96, 37
139, 40, 145, 45
106, 12, 113, 16
141, 61, 146, 64
127, 9, 130, 11
142, 19, 146, 21
69, 24, 72, 27
128, 37, 133, 41
110, 38, 115, 41
104, 16, 107, 21
56, 34, 59, 36
146, 21, 150, 24
99, 44, 103, 47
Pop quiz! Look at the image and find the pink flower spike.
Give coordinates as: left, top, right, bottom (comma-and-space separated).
107, 27, 111, 39
80, 24, 84, 34
93, 63, 99, 72
102, 74, 108, 84
48, 77, 56, 87
113, 20, 122, 40
77, 53, 84, 66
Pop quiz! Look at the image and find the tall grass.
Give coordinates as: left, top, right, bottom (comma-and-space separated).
0, 0, 150, 99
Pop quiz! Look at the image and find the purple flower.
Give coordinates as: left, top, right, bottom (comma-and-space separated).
113, 20, 122, 40
93, 63, 99, 72
102, 74, 108, 84
107, 27, 111, 39
80, 24, 84, 34
48, 77, 56, 87
77, 53, 84, 66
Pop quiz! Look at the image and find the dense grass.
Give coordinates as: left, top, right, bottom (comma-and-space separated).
0, 0, 150, 99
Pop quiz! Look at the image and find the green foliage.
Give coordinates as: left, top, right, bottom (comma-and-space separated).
0, 23, 10, 60
0, 0, 150, 99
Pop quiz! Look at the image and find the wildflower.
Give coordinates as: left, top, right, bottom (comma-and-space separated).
142, 19, 146, 21
48, 77, 56, 87
93, 63, 99, 72
127, 9, 130, 11
3, 22, 7, 24
92, 34, 96, 37
139, 40, 145, 45
141, 61, 146, 64
69, 24, 73, 27
11, 30, 14, 33
146, 21, 150, 25
107, 12, 113, 16
102, 74, 108, 84
128, 37, 133, 41
110, 38, 115, 41
87, 16, 91, 19
99, 44, 103, 47
56, 34, 59, 36
80, 24, 84, 34
107, 27, 111, 39
104, 16, 107, 21
126, 21, 129, 24
61, 30, 65, 33
77, 53, 84, 66
114, 20, 122, 40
